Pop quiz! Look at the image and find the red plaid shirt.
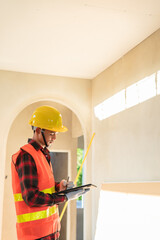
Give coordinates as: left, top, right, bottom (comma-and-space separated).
15, 140, 66, 240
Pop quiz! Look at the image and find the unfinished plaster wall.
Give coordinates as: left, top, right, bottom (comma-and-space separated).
0, 73, 92, 240
92, 29, 160, 238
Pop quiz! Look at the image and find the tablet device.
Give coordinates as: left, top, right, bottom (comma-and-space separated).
57, 184, 97, 195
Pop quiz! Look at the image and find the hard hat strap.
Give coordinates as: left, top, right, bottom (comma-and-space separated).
41, 129, 48, 147
32, 126, 36, 133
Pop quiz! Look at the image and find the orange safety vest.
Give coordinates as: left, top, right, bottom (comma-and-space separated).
11, 144, 60, 240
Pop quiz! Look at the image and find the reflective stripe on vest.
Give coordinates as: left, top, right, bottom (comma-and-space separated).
17, 205, 57, 223
14, 186, 57, 223
14, 186, 55, 202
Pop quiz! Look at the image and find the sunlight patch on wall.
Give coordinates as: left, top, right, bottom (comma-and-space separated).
94, 72, 158, 120
94, 190, 160, 240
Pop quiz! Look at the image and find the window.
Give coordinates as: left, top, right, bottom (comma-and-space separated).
95, 189, 160, 240
94, 72, 158, 120
137, 74, 156, 103
94, 90, 125, 120
157, 71, 160, 94
126, 83, 138, 108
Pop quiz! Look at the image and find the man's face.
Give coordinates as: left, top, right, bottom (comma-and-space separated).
43, 130, 58, 147
35, 128, 58, 147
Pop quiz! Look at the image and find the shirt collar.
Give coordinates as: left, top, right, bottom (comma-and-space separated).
28, 139, 43, 151
28, 139, 51, 163
28, 139, 50, 154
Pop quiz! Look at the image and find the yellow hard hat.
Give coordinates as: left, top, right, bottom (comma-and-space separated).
29, 105, 68, 132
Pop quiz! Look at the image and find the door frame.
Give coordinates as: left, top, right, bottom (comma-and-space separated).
50, 149, 71, 240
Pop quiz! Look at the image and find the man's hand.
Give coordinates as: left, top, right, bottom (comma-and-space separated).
66, 188, 90, 201
59, 179, 74, 191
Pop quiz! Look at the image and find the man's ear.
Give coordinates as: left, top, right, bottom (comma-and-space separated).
35, 127, 41, 134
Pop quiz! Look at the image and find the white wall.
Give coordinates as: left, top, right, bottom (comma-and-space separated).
92, 29, 160, 239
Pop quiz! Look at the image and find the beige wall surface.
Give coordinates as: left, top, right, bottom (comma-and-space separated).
1, 28, 160, 240
92, 29, 160, 238
0, 73, 92, 240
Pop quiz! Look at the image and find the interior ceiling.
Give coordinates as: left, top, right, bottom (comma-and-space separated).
0, 0, 160, 79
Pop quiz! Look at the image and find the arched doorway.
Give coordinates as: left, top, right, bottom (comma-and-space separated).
2, 100, 84, 240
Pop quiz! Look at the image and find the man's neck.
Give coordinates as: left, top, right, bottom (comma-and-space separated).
32, 135, 45, 148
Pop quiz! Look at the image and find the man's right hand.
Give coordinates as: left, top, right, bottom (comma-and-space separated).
66, 188, 90, 201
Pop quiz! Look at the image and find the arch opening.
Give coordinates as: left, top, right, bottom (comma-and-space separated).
2, 99, 86, 240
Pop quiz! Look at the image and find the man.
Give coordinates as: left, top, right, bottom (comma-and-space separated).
11, 105, 89, 240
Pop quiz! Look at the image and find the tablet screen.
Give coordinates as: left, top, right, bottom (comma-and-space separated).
57, 183, 97, 195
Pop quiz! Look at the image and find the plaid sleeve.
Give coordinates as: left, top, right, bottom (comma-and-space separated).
55, 182, 60, 192
15, 150, 67, 207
